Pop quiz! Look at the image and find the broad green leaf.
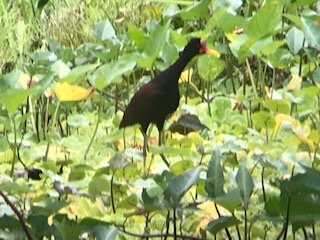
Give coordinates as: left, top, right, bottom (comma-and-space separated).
286, 27, 305, 54
0, 88, 36, 114
198, 55, 225, 81
80, 218, 116, 240
58, 63, 99, 83
127, 24, 147, 51
212, 0, 242, 14
205, 148, 225, 198
301, 15, 320, 50
92, 20, 118, 41
88, 176, 110, 196
32, 50, 57, 63
89, 226, 118, 240
142, 188, 165, 211
313, 66, 320, 86
252, 111, 276, 130
164, 167, 201, 207
53, 214, 83, 239
51, 60, 71, 78
90, 54, 137, 90
170, 160, 194, 174
283, 13, 303, 29
277, 168, 320, 228
206, 216, 240, 235
180, 0, 210, 20
205, 8, 246, 33
264, 99, 291, 114
210, 97, 232, 122
267, 48, 294, 68
215, 188, 243, 212
236, 164, 253, 210
246, 1, 282, 39
144, 20, 170, 58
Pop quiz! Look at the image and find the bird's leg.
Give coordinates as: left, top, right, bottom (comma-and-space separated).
142, 131, 148, 177
157, 127, 170, 167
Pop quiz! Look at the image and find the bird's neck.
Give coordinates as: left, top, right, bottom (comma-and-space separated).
168, 52, 196, 80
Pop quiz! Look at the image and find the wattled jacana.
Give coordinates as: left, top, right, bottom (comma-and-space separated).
120, 38, 219, 166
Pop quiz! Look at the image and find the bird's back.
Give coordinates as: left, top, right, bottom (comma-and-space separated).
120, 71, 180, 132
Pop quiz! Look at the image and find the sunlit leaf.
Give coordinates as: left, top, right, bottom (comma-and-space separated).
58, 63, 99, 84
180, 0, 210, 20
198, 55, 225, 81
0, 88, 36, 114
144, 20, 170, 58
287, 74, 302, 91
179, 68, 193, 83
246, 1, 282, 39
90, 54, 137, 90
53, 82, 94, 101
92, 20, 118, 41
127, 24, 147, 51
252, 111, 275, 130
264, 99, 291, 114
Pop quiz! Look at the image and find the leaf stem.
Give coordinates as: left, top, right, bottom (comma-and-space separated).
245, 58, 258, 97
84, 94, 103, 161
44, 101, 60, 161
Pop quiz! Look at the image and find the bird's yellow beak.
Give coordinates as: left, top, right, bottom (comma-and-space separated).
206, 47, 220, 58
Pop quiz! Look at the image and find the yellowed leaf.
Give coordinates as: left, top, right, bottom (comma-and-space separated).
287, 74, 302, 91
196, 201, 230, 232
53, 82, 94, 101
265, 86, 283, 100
18, 73, 39, 89
225, 33, 236, 42
179, 68, 193, 83
273, 113, 297, 137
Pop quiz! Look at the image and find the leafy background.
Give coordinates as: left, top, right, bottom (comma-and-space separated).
0, 0, 320, 239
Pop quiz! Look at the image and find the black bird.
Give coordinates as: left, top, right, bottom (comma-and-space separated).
120, 38, 219, 166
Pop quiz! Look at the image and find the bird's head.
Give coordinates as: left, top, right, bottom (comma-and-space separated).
182, 38, 220, 58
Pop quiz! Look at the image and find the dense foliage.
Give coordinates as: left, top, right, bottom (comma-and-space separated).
0, 0, 320, 239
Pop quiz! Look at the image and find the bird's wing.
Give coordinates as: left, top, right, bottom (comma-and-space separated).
120, 81, 163, 128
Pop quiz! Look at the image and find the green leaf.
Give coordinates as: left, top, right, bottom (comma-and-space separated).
205, 8, 246, 33
53, 214, 83, 239
144, 20, 170, 58
90, 54, 137, 90
92, 20, 118, 41
164, 167, 201, 207
301, 15, 320, 50
246, 1, 282, 39
127, 24, 147, 51
264, 99, 291, 114
236, 164, 254, 210
0, 88, 37, 115
205, 148, 225, 198
210, 97, 232, 122
170, 160, 195, 175
286, 27, 305, 54
198, 55, 225, 81
59, 63, 99, 84
206, 216, 240, 235
180, 0, 210, 20
215, 188, 243, 212
252, 111, 276, 130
